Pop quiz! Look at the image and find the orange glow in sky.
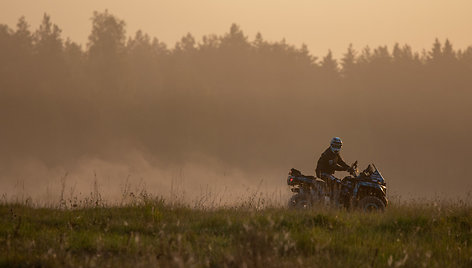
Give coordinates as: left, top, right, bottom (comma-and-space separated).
1, 0, 471, 57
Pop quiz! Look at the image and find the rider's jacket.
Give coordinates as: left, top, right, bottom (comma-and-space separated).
315, 147, 350, 178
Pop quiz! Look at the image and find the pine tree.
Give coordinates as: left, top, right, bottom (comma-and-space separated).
442, 39, 455, 61
428, 38, 442, 63
341, 44, 356, 78
321, 50, 338, 74
175, 33, 196, 52
34, 13, 63, 57
14, 16, 33, 53
87, 10, 126, 61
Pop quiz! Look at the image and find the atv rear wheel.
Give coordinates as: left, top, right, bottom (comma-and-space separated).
358, 196, 385, 212
288, 194, 310, 209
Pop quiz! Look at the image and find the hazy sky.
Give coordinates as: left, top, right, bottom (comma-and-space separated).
1, 0, 471, 58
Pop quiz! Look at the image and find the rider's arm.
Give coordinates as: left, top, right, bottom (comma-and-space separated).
337, 155, 350, 171
315, 156, 322, 178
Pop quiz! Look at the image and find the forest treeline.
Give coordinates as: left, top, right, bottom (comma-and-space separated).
1, 11, 471, 194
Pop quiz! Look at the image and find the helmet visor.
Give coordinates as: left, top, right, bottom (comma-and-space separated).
331, 143, 342, 149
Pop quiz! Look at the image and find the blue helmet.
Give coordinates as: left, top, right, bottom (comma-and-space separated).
330, 137, 342, 153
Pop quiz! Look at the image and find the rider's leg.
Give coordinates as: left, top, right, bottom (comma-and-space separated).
327, 174, 341, 204
321, 173, 338, 203
320, 173, 330, 197
333, 181, 340, 205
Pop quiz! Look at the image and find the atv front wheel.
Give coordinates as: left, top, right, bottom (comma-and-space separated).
358, 196, 385, 212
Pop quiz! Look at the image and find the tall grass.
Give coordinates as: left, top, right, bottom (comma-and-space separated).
0, 190, 471, 267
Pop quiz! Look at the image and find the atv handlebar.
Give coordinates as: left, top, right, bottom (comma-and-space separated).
349, 161, 359, 177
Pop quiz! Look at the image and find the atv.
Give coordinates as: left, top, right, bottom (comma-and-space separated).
286, 161, 388, 211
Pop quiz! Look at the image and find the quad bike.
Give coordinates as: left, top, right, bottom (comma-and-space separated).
287, 161, 388, 211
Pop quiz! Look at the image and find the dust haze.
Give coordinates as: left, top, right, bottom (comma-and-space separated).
1, 11, 471, 204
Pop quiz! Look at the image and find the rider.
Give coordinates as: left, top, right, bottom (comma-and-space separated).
315, 137, 353, 203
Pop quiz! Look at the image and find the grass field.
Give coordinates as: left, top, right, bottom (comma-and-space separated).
1, 197, 471, 267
